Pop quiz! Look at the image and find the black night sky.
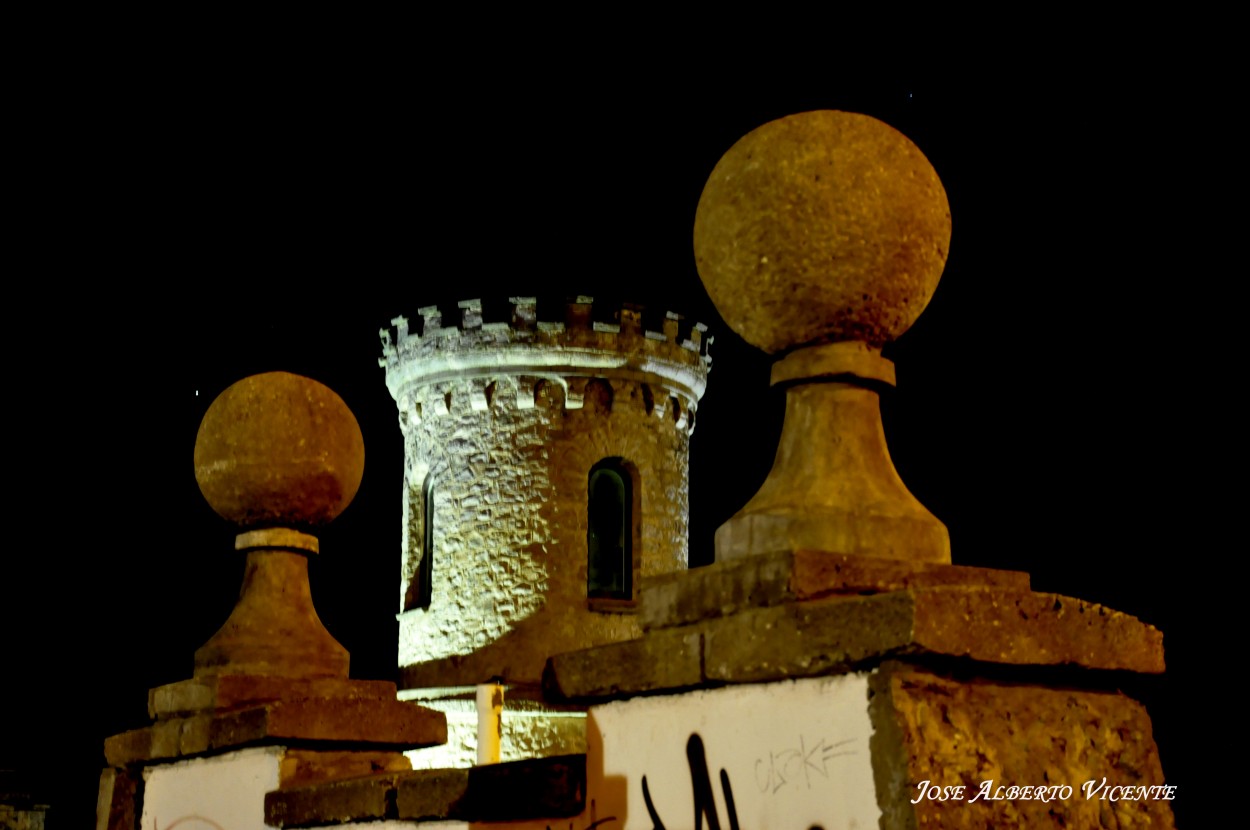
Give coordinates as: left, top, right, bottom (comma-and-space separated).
3, 67, 1223, 826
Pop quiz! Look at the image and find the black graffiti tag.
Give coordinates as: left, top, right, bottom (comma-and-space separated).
642, 733, 828, 830
754, 735, 857, 794
642, 733, 737, 830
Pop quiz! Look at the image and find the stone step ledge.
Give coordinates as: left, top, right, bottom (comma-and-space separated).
546, 588, 1164, 701
149, 675, 399, 719
641, 550, 1031, 631
105, 697, 446, 766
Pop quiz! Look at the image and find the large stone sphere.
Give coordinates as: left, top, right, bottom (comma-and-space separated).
194, 372, 365, 528
694, 110, 951, 354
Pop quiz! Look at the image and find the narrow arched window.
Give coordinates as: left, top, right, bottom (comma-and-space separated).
402, 475, 436, 612
417, 476, 435, 609
588, 458, 632, 600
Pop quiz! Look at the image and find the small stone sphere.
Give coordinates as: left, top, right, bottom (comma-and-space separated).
194, 372, 365, 529
694, 110, 951, 354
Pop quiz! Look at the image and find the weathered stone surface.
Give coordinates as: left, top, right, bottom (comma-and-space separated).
265, 755, 585, 827
403, 694, 589, 770
396, 755, 585, 821
265, 772, 403, 827
908, 588, 1164, 674
641, 550, 795, 630
278, 750, 411, 789
189, 373, 363, 681
105, 699, 445, 765
696, 111, 953, 565
149, 675, 395, 719
104, 713, 213, 766
382, 298, 709, 690
704, 593, 915, 683
694, 110, 950, 354
715, 382, 951, 564
214, 698, 446, 751
704, 589, 1162, 684
556, 588, 1163, 699
544, 628, 702, 701
194, 548, 350, 680
194, 371, 364, 528
641, 550, 1030, 630
94, 767, 137, 830
869, 663, 1175, 829
790, 550, 1030, 598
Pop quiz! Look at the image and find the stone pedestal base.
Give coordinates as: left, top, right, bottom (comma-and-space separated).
97, 674, 446, 828
537, 551, 1176, 828
870, 662, 1174, 828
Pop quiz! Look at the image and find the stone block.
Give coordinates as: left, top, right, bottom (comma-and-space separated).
703, 588, 1163, 685
908, 588, 1164, 673
789, 550, 1030, 598
94, 767, 137, 830
265, 755, 585, 827
396, 755, 585, 821
149, 675, 396, 718
395, 766, 469, 821
212, 697, 447, 749
544, 628, 702, 701
641, 551, 794, 629
103, 714, 213, 766
641, 550, 1031, 630
703, 592, 915, 683
264, 772, 404, 827
277, 750, 411, 789
105, 699, 445, 765
869, 663, 1175, 829
564, 587, 1164, 699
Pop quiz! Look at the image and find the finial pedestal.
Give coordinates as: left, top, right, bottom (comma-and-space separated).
716, 343, 949, 563
694, 110, 952, 565
533, 108, 1174, 830
194, 528, 349, 679
98, 372, 446, 827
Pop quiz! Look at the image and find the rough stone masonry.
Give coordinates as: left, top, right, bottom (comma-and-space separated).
380, 297, 710, 689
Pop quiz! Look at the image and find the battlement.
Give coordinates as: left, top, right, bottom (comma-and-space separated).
380, 297, 711, 427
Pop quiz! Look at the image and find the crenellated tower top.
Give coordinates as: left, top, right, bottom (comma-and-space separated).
379, 296, 711, 431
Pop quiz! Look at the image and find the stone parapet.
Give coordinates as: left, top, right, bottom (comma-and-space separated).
546, 583, 1164, 702
640, 550, 1031, 630
105, 689, 446, 766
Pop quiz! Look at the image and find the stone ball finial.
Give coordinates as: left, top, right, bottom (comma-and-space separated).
194, 371, 365, 529
694, 110, 951, 355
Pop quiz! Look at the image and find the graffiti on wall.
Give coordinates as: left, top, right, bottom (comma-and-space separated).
592, 675, 879, 830
754, 734, 858, 795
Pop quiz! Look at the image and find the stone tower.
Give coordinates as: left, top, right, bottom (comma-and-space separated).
379, 297, 710, 692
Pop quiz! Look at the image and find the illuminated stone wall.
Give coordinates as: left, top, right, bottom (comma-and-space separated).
399, 693, 588, 771
380, 298, 709, 688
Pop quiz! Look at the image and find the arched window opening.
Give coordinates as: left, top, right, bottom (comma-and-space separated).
588, 458, 632, 601
404, 476, 435, 612
419, 477, 434, 608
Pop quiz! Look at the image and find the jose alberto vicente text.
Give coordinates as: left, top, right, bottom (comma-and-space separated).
912, 778, 1177, 804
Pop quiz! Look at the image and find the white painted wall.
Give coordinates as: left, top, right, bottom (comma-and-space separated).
140, 747, 284, 830
589, 675, 879, 830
